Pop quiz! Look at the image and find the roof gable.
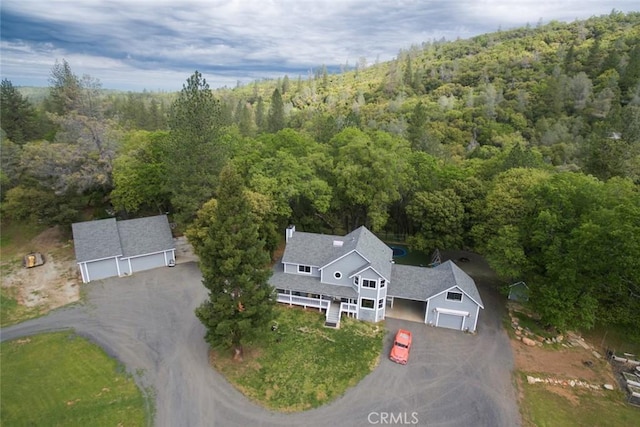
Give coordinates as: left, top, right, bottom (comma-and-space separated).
72, 218, 122, 262
437, 261, 484, 308
389, 260, 484, 308
117, 215, 175, 258
72, 215, 174, 263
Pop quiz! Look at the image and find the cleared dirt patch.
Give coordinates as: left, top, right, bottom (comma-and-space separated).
1, 226, 80, 324
511, 339, 615, 384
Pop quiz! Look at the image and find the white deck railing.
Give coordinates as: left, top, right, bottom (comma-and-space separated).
340, 302, 358, 317
276, 293, 329, 311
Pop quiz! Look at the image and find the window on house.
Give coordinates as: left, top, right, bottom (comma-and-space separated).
354, 276, 359, 285
298, 265, 311, 274
361, 298, 375, 309
334, 271, 342, 279
362, 279, 377, 288
378, 299, 384, 309
446, 291, 463, 301
380, 279, 386, 288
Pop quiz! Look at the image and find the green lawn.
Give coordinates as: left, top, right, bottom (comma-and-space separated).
1, 332, 148, 427
211, 305, 385, 412
0, 286, 41, 327
519, 372, 639, 426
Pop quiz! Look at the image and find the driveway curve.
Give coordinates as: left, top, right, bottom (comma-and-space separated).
1, 262, 520, 427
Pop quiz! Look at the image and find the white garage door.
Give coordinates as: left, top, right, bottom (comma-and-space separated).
436, 313, 465, 330
130, 252, 166, 273
86, 258, 119, 281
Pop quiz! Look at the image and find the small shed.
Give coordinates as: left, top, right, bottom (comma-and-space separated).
508, 281, 530, 302
72, 215, 175, 283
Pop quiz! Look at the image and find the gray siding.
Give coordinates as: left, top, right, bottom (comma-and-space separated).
355, 267, 387, 322
322, 251, 367, 286
86, 258, 119, 281
425, 286, 480, 331
357, 299, 377, 322
284, 263, 320, 277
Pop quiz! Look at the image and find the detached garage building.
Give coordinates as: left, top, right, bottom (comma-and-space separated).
72, 215, 175, 283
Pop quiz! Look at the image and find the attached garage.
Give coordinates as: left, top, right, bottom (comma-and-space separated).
72, 215, 175, 283
389, 261, 484, 333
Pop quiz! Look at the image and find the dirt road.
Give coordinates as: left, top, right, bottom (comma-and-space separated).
1, 262, 520, 427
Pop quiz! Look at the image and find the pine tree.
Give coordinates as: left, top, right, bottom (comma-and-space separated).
0, 79, 38, 144
267, 88, 285, 132
193, 164, 274, 360
167, 71, 224, 223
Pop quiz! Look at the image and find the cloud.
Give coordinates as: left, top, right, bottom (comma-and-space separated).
0, 0, 634, 91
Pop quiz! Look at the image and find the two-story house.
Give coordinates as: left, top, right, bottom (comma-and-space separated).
270, 225, 484, 332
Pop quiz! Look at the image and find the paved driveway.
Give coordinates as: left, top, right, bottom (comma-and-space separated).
1, 262, 520, 427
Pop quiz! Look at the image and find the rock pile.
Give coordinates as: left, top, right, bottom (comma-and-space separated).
526, 375, 610, 391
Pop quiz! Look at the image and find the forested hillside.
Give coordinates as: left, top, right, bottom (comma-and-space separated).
1, 11, 639, 335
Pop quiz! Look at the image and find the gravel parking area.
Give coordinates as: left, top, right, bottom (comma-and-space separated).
1, 262, 520, 426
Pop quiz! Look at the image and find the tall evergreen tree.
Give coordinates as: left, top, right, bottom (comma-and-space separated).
0, 79, 38, 144
267, 88, 285, 133
193, 164, 274, 360
255, 97, 266, 132
167, 71, 225, 223
47, 59, 82, 115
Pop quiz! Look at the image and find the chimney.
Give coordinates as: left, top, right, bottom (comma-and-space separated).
286, 225, 296, 242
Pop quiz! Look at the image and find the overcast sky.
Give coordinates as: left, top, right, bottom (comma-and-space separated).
1, 1, 637, 92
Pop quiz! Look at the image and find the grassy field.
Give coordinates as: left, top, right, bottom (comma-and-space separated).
1, 332, 148, 427
211, 305, 385, 412
0, 286, 41, 327
519, 372, 639, 426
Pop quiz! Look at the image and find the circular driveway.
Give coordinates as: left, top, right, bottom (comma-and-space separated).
1, 262, 520, 427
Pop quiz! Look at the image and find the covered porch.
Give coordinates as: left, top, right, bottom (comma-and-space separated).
275, 289, 357, 326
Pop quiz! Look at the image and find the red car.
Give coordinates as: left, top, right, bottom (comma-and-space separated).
390, 329, 412, 365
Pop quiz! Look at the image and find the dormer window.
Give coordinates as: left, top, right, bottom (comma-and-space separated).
298, 265, 311, 274
446, 291, 463, 301
362, 279, 377, 289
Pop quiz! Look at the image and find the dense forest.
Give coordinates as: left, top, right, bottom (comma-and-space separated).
1, 11, 639, 336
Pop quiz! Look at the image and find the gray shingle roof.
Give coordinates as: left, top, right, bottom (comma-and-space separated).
281, 231, 343, 266
72, 215, 174, 263
389, 260, 484, 308
270, 262, 358, 299
117, 215, 175, 258
281, 226, 393, 280
349, 227, 393, 280
72, 218, 122, 262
